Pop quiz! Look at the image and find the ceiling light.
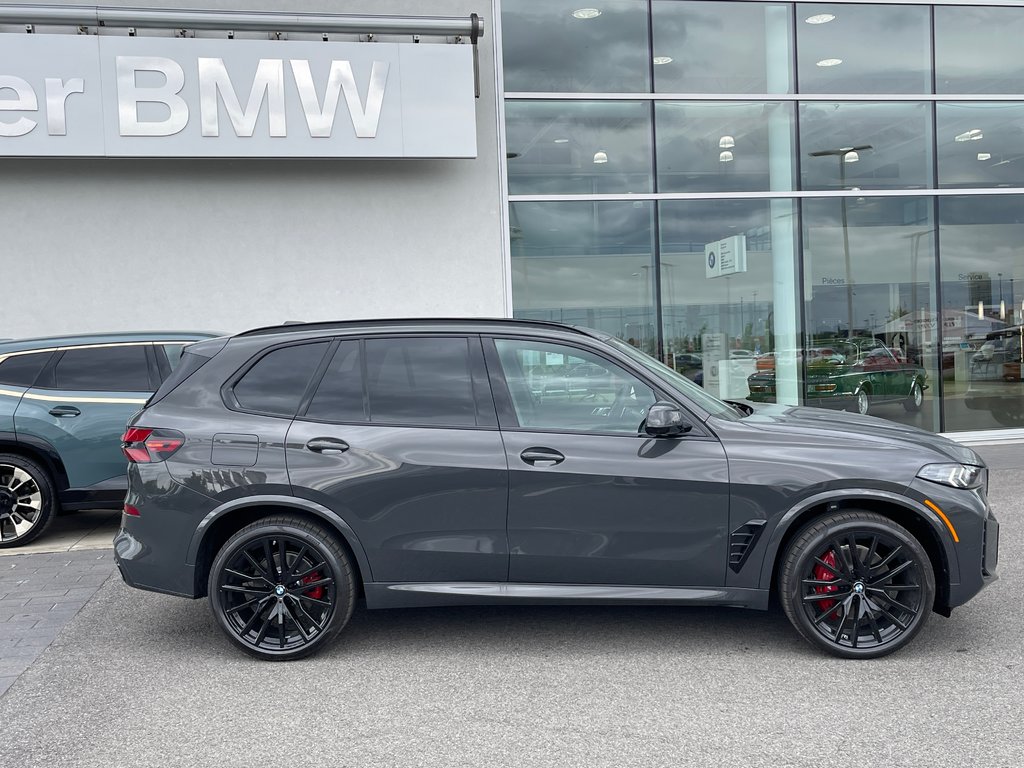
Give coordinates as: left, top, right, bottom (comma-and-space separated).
593, 150, 608, 164
653, 56, 673, 65
805, 13, 836, 24
719, 150, 734, 163
553, 138, 569, 144
1000, 300, 1006, 320
843, 151, 860, 163
719, 135, 735, 149
977, 152, 991, 161
572, 8, 602, 19
816, 58, 843, 67
955, 129, 984, 142
978, 301, 985, 319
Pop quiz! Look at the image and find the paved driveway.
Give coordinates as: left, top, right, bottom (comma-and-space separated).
0, 447, 1020, 768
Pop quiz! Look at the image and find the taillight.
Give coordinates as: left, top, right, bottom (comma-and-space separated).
121, 427, 185, 463
123, 504, 140, 517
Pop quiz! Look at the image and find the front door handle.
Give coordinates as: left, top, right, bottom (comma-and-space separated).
305, 437, 350, 454
48, 406, 81, 418
520, 447, 565, 466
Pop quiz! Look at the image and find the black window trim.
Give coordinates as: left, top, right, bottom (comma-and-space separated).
293, 333, 499, 431
481, 334, 712, 439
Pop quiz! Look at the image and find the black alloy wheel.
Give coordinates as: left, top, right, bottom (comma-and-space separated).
779, 511, 935, 659
209, 515, 355, 660
0, 454, 57, 548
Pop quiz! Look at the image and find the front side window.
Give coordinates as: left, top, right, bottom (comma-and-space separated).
53, 345, 151, 392
364, 337, 477, 426
232, 342, 330, 416
494, 338, 655, 434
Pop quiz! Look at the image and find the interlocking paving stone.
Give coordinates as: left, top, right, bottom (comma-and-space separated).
0, 550, 115, 697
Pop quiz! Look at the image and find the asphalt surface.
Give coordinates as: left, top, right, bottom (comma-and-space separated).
0, 445, 1020, 767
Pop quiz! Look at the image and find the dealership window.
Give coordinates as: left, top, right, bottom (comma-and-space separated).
802, 197, 939, 431
510, 201, 657, 355
501, 0, 650, 93
656, 102, 796, 193
505, 101, 653, 195
938, 196, 1024, 431
937, 103, 1024, 189
796, 4, 931, 94
935, 6, 1024, 94
651, 1, 793, 94
800, 102, 933, 191
659, 199, 800, 404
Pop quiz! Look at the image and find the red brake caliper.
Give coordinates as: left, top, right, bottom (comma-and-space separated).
814, 550, 840, 617
302, 571, 324, 600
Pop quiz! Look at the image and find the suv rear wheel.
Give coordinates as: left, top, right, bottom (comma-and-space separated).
779, 511, 935, 659
208, 515, 356, 660
0, 454, 57, 548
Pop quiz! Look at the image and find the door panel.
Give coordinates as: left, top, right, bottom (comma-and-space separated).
14, 390, 147, 488
286, 423, 509, 583
503, 431, 730, 586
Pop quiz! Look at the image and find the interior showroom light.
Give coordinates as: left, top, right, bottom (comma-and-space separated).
978, 152, 992, 161
653, 56, 673, 65
843, 151, 860, 163
720, 150, 734, 163
816, 58, 842, 67
805, 13, 836, 24
719, 135, 735, 149
572, 8, 602, 19
978, 301, 985, 319
593, 150, 608, 163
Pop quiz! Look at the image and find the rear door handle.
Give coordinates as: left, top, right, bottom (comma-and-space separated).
305, 437, 350, 454
48, 406, 81, 418
520, 447, 565, 466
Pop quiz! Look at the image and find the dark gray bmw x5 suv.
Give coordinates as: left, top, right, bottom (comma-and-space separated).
115, 319, 999, 660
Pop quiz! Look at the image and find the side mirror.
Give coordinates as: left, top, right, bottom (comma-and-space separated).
644, 402, 692, 437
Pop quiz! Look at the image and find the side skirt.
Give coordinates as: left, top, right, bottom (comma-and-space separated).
364, 582, 770, 611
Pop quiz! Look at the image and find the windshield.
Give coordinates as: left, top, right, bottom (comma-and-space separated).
605, 337, 742, 421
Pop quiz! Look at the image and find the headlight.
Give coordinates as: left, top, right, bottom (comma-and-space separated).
917, 463, 985, 489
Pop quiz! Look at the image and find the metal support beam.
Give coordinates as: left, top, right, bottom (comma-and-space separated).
0, 5, 484, 39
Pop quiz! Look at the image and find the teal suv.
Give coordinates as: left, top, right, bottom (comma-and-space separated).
0, 332, 214, 547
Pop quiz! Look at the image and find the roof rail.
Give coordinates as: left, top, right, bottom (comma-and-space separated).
235, 317, 591, 338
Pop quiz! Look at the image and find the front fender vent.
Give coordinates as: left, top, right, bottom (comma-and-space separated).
729, 520, 766, 573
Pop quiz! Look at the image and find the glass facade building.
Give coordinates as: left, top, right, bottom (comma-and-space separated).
500, 0, 1024, 434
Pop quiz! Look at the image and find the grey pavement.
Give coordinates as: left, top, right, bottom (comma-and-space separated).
0, 444, 1020, 767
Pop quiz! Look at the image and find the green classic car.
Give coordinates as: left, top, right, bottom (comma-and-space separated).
746, 338, 927, 416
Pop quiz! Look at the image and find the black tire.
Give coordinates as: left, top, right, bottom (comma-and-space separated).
0, 453, 58, 548
903, 380, 924, 412
208, 515, 356, 661
778, 511, 935, 659
854, 387, 871, 416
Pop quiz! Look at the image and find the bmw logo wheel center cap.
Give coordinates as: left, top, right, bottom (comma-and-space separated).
275, 585, 286, 597
853, 582, 865, 594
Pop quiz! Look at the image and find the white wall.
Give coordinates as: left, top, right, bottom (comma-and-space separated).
0, 0, 507, 338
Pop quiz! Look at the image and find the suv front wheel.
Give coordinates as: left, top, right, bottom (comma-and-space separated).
208, 515, 356, 660
779, 511, 935, 659
0, 454, 57, 548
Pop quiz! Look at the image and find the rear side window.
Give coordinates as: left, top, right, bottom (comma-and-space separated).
54, 346, 151, 391
148, 350, 211, 406
305, 341, 366, 422
232, 342, 330, 416
0, 352, 52, 387
364, 337, 477, 426
161, 344, 187, 369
